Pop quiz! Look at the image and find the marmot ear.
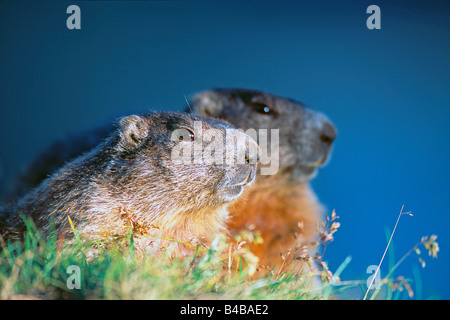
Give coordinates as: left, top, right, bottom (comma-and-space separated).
191, 91, 224, 117
119, 115, 149, 150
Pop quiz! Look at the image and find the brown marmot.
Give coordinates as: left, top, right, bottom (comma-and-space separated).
2, 88, 336, 273
191, 88, 336, 274
0, 112, 259, 257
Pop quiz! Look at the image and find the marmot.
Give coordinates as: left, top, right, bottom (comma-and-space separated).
3, 88, 336, 273
0, 112, 259, 257
191, 89, 336, 274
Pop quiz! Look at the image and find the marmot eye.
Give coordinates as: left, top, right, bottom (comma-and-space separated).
178, 128, 195, 142
249, 102, 276, 116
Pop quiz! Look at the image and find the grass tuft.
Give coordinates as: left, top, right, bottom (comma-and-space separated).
0, 218, 329, 300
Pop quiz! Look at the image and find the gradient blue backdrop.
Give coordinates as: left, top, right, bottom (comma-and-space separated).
1, 1, 449, 299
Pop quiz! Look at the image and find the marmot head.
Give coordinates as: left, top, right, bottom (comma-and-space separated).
107, 112, 259, 213
190, 89, 336, 183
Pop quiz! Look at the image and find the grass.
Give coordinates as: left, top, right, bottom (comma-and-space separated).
0, 218, 326, 300
0, 210, 440, 300
363, 205, 412, 300
363, 205, 440, 300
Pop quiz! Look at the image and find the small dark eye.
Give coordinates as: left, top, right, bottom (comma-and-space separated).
178, 128, 195, 142
249, 102, 276, 116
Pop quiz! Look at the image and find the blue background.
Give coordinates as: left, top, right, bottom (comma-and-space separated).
0, 1, 449, 299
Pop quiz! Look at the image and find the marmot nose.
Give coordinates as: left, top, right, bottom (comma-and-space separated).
319, 121, 337, 147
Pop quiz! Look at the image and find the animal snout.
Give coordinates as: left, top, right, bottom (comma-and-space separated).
319, 120, 337, 148
301, 114, 337, 169
228, 133, 259, 188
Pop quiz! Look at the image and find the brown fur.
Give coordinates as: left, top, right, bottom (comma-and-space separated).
0, 112, 258, 258
191, 89, 336, 274
229, 178, 322, 273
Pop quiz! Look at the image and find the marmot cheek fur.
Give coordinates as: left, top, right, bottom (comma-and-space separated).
0, 112, 259, 256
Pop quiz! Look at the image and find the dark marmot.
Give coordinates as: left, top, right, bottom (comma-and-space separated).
191, 88, 336, 273
0, 112, 259, 256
